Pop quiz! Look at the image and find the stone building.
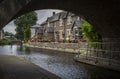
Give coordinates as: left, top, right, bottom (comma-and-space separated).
37, 11, 84, 42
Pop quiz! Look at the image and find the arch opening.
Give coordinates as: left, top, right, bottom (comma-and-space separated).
3, 9, 120, 63
0, 0, 120, 73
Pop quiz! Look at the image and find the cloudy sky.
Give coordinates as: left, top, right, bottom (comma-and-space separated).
3, 9, 63, 34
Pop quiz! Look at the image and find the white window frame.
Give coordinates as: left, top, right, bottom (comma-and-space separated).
66, 29, 71, 38
67, 16, 72, 25
59, 30, 63, 39
59, 18, 63, 26
47, 22, 50, 27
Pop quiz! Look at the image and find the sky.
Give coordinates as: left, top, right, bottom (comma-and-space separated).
3, 9, 63, 34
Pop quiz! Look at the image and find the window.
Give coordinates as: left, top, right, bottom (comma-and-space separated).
69, 30, 71, 35
75, 29, 78, 34
67, 16, 72, 25
59, 18, 63, 26
47, 22, 50, 27
59, 30, 63, 39
66, 29, 71, 38
45, 29, 47, 33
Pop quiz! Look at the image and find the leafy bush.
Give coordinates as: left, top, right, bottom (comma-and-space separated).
0, 39, 12, 45
82, 22, 102, 42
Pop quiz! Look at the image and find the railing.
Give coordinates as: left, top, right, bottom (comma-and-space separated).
76, 42, 120, 68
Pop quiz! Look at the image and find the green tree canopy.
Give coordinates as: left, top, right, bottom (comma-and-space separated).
24, 25, 31, 40
14, 11, 37, 40
82, 22, 102, 42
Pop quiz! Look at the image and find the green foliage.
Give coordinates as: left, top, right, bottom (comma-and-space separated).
82, 22, 102, 42
14, 11, 37, 27
14, 11, 37, 40
63, 39, 69, 43
24, 26, 31, 40
0, 39, 12, 45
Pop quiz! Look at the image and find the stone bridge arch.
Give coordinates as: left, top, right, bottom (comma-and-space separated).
0, 0, 120, 42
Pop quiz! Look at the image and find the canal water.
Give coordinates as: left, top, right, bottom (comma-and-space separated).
0, 45, 120, 79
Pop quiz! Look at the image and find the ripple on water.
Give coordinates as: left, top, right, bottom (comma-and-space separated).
20, 54, 88, 79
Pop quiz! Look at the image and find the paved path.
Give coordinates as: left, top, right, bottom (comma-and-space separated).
0, 55, 61, 79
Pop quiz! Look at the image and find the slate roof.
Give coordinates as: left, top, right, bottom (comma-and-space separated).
59, 11, 68, 19
31, 24, 40, 28
41, 11, 75, 25
41, 21, 46, 25
47, 13, 60, 22
71, 21, 83, 29
40, 11, 76, 33
75, 21, 83, 28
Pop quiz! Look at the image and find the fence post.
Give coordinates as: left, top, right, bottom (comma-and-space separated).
86, 42, 89, 60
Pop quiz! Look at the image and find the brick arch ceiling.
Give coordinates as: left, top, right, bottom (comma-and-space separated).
0, 0, 120, 38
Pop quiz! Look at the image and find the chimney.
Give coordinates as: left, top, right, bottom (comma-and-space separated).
53, 12, 55, 16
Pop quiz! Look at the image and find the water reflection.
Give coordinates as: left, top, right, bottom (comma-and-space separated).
0, 45, 120, 79
15, 45, 31, 55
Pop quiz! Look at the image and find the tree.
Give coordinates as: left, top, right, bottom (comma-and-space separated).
82, 22, 102, 42
14, 11, 37, 41
24, 26, 31, 40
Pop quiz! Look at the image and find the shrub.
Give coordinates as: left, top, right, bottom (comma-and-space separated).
0, 39, 12, 45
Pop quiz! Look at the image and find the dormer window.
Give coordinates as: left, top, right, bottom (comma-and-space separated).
59, 18, 63, 26
67, 16, 72, 25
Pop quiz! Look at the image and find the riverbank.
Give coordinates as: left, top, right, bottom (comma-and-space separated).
26, 43, 120, 72
0, 55, 61, 79
25, 44, 79, 54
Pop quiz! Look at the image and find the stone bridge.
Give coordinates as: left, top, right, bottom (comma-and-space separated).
0, 0, 120, 39
0, 1, 120, 46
